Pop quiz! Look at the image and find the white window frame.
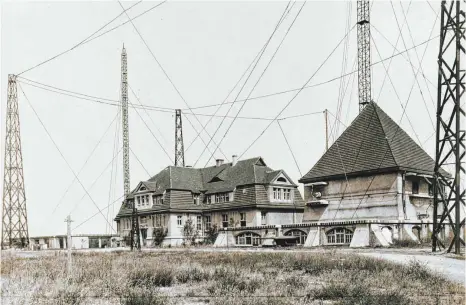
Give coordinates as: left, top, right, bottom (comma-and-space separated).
177, 215, 182, 227
326, 228, 353, 245
240, 213, 246, 227
196, 215, 202, 231
205, 215, 211, 229
261, 212, 267, 225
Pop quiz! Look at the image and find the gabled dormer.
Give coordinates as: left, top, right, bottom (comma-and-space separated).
267, 170, 295, 203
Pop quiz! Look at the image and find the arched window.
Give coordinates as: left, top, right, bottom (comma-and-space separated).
277, 177, 287, 183
284, 229, 307, 244
236, 232, 261, 246
326, 228, 353, 244
412, 226, 421, 241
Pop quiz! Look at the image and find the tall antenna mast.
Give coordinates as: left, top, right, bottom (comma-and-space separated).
1, 75, 29, 249
357, 0, 371, 111
174, 109, 185, 167
432, 0, 465, 254
121, 45, 140, 250
121, 45, 130, 196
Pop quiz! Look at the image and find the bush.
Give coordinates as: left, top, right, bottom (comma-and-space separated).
129, 268, 174, 287
152, 227, 167, 246
182, 218, 199, 246
392, 238, 421, 248
205, 224, 219, 244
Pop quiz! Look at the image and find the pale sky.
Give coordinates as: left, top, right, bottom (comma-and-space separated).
1, 1, 445, 236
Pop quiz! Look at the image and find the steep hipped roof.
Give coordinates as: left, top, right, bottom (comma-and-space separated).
128, 157, 295, 197
299, 101, 447, 183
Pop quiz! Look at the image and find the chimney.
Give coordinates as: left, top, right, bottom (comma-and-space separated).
216, 159, 224, 167
232, 155, 238, 166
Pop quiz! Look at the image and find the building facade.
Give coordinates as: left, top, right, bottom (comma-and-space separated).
115, 156, 305, 246
214, 102, 455, 248
296, 101, 450, 247
29, 234, 118, 250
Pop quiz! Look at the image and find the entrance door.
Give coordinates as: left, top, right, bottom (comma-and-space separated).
141, 229, 148, 246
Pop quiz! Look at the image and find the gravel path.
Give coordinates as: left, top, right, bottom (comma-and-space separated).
358, 252, 465, 285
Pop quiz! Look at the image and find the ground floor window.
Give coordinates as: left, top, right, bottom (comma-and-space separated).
284, 229, 307, 244
177, 215, 182, 226
196, 215, 202, 231
236, 232, 261, 246
222, 214, 228, 228
326, 228, 353, 244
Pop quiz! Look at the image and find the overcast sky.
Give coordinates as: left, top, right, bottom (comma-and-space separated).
1, 1, 446, 236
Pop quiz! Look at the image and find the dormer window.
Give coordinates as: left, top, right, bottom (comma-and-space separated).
153, 195, 163, 205
215, 192, 230, 203
271, 187, 293, 202
210, 177, 223, 183
193, 194, 200, 205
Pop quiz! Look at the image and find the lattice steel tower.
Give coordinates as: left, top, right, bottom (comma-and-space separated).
121, 45, 140, 250
1, 75, 29, 248
432, 0, 465, 254
174, 109, 185, 167
357, 0, 371, 111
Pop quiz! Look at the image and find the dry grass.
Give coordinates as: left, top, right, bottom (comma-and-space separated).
1, 250, 464, 305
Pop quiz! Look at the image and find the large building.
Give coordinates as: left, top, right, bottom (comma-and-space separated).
214, 102, 452, 248
115, 156, 304, 246
296, 101, 449, 247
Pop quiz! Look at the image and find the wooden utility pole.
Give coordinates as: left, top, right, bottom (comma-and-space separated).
65, 215, 73, 276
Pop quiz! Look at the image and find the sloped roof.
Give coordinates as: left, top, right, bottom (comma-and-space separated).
299, 101, 447, 183
130, 157, 296, 196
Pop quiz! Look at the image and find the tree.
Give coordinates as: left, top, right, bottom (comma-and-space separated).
205, 224, 219, 244
153, 227, 167, 246
182, 218, 199, 246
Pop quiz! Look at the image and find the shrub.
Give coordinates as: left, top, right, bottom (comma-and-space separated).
182, 218, 199, 246
392, 238, 421, 248
152, 227, 167, 246
129, 268, 174, 287
205, 224, 219, 244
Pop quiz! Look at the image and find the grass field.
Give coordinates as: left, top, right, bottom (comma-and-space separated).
1, 250, 464, 305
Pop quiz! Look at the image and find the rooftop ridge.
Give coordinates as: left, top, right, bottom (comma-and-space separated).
372, 103, 398, 168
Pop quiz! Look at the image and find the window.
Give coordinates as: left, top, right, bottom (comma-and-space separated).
277, 177, 287, 183
162, 215, 166, 226
273, 188, 280, 200
261, 212, 267, 225
428, 184, 433, 196
196, 215, 202, 231
155, 215, 161, 227
284, 230, 307, 245
141, 196, 145, 205
412, 181, 419, 194
193, 194, 200, 205
215, 192, 230, 203
240, 213, 246, 227
326, 228, 353, 244
140, 216, 147, 225
177, 215, 182, 226
236, 232, 261, 246
284, 189, 291, 200
222, 214, 228, 228
207, 195, 212, 204
205, 215, 211, 229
